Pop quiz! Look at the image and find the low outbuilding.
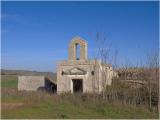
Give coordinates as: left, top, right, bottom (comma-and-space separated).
18, 76, 56, 93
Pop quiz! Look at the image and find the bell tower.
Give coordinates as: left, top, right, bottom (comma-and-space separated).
68, 36, 87, 61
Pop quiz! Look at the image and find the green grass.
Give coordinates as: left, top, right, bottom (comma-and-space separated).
1, 94, 24, 103
1, 75, 159, 119
1, 75, 18, 88
1, 75, 23, 103
2, 97, 158, 119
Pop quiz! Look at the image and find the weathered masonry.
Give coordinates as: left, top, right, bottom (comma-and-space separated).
57, 36, 114, 94
18, 76, 56, 92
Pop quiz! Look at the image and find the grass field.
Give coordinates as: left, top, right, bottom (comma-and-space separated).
1, 75, 159, 119
1, 75, 18, 88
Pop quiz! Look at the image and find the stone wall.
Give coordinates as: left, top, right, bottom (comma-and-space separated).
18, 76, 45, 91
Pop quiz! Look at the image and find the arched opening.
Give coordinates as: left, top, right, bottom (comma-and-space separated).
75, 43, 80, 60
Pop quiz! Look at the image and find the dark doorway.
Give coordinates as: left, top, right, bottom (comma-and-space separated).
72, 79, 83, 93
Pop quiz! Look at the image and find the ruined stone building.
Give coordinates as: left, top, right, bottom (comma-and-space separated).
57, 36, 114, 94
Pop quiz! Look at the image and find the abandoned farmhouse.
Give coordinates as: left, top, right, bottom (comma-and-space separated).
18, 37, 115, 93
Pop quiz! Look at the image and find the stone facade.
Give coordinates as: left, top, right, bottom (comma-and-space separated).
57, 36, 114, 94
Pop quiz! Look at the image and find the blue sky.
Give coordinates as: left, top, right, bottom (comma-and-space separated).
1, 1, 159, 72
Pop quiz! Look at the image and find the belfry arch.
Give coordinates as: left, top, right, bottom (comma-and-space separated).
68, 36, 88, 61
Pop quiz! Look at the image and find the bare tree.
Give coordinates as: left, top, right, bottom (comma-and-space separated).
91, 32, 159, 111
146, 51, 159, 110
93, 32, 113, 100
